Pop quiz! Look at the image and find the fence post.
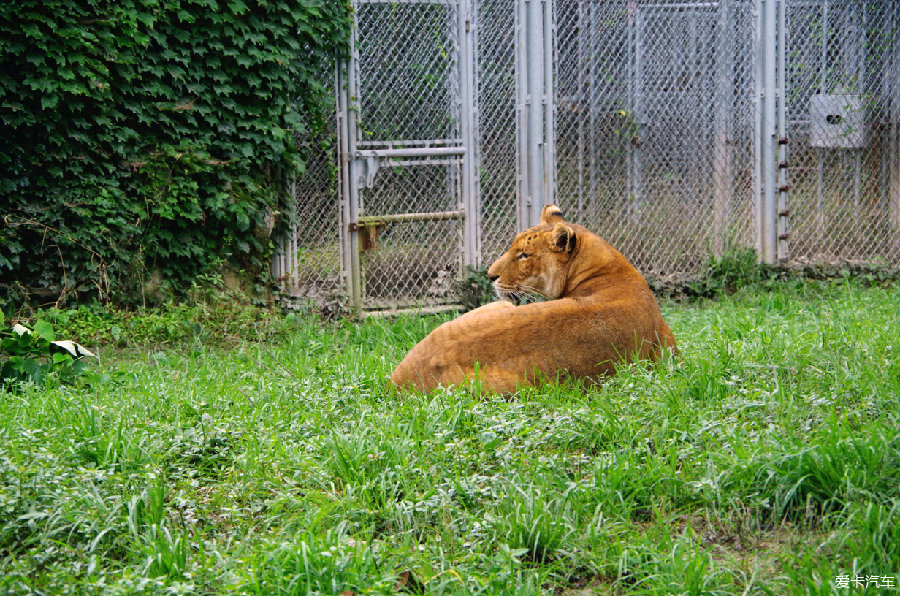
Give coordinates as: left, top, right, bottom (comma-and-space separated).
459, 0, 481, 269
516, 0, 555, 230
336, 25, 362, 311
713, 0, 734, 254
757, 0, 779, 264
775, 0, 789, 261
891, 3, 900, 239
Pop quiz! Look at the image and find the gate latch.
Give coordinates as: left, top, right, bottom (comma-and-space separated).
349, 219, 386, 251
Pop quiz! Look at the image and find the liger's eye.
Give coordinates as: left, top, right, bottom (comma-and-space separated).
518, 252, 528, 260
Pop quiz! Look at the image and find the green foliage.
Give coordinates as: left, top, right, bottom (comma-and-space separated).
459, 265, 497, 311
688, 246, 770, 296
0, 0, 352, 308
1, 280, 898, 593
0, 312, 96, 390
37, 287, 311, 348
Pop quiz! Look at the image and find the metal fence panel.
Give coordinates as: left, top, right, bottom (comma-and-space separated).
272, 60, 343, 308
343, 0, 478, 311
477, 0, 519, 266
554, 0, 760, 276
784, 0, 900, 264
279, 0, 900, 311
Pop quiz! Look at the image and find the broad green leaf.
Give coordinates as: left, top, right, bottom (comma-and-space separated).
33, 320, 55, 341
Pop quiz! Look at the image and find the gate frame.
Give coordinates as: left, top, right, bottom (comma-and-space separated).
336, 0, 482, 312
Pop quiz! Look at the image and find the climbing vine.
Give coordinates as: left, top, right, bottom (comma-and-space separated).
0, 0, 351, 308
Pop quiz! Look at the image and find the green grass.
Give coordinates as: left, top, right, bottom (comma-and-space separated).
2, 279, 899, 595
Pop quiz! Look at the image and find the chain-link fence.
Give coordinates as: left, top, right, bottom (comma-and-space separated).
555, 0, 759, 276
276, 0, 900, 311
478, 0, 519, 266
785, 0, 900, 264
272, 61, 343, 309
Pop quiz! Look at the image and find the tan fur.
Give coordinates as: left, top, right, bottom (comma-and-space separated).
390, 205, 677, 393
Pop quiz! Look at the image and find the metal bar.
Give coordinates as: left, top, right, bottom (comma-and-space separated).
363, 304, 465, 318
336, 60, 353, 305
891, 3, 900, 237
358, 210, 465, 224
642, 2, 720, 8
459, 0, 481, 269
289, 224, 298, 289
354, 147, 466, 158
587, 2, 597, 221
356, 139, 464, 147
543, 0, 556, 215
515, 0, 528, 231
814, 0, 828, 248
712, 0, 733, 254
345, 5, 363, 309
357, 0, 461, 4
377, 159, 464, 168
576, 2, 587, 215
752, 0, 762, 260
776, 0, 788, 261
852, 2, 863, 214
758, 0, 778, 264
631, 4, 643, 220
527, 0, 545, 227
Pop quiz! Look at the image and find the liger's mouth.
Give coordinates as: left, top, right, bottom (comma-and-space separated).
493, 282, 548, 306
493, 282, 520, 304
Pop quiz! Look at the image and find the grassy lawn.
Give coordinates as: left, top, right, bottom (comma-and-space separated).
2, 279, 899, 595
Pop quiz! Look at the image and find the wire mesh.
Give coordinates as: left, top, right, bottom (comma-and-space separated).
477, 0, 519, 266
784, 0, 900, 264
355, 1, 462, 146
273, 59, 343, 306
554, 0, 760, 277
353, 0, 467, 309
357, 160, 465, 309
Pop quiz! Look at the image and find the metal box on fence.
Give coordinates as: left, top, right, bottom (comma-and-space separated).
809, 94, 867, 149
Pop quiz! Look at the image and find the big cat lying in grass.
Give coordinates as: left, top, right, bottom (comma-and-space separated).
391, 205, 678, 393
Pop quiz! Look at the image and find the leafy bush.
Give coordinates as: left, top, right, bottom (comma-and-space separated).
459, 265, 498, 311
0, 0, 352, 309
37, 277, 314, 347
688, 246, 770, 296
0, 312, 96, 390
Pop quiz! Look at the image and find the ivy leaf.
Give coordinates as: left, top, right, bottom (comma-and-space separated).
1, 0, 352, 308
33, 320, 55, 341
228, 0, 248, 15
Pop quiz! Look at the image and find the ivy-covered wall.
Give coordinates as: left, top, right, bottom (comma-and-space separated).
0, 0, 351, 309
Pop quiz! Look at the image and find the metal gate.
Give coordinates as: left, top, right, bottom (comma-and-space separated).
337, 0, 480, 312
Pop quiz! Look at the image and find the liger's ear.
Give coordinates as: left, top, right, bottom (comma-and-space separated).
550, 223, 576, 253
540, 204, 565, 225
